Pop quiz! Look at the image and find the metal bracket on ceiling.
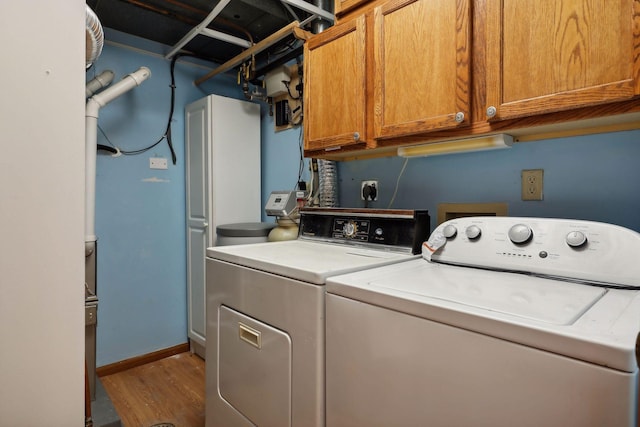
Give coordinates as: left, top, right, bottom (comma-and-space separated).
164, 0, 334, 82
165, 0, 234, 59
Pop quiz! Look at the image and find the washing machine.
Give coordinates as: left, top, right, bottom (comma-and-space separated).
325, 216, 640, 427
205, 207, 430, 427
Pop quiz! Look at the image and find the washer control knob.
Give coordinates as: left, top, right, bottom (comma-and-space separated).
465, 225, 482, 240
508, 224, 533, 244
442, 224, 457, 239
343, 221, 358, 238
375, 227, 383, 236
566, 231, 587, 248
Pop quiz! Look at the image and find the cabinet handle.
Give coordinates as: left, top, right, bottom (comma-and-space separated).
239, 322, 261, 349
486, 106, 497, 118
203, 222, 209, 228
353, 132, 360, 141
455, 112, 465, 123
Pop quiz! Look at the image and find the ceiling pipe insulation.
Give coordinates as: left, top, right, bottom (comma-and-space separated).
85, 67, 151, 253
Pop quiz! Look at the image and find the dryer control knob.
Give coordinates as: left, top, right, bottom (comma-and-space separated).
442, 224, 457, 239
508, 224, 533, 244
566, 231, 587, 248
465, 225, 482, 240
343, 221, 358, 238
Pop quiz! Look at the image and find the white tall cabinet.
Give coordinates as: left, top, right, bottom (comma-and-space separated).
185, 95, 261, 358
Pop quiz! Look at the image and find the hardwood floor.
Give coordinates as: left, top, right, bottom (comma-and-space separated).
101, 352, 205, 427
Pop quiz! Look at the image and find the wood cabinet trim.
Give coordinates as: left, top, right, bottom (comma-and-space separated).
632, 0, 640, 93
306, 18, 359, 49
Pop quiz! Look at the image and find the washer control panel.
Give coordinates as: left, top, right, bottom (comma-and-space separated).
430, 217, 640, 287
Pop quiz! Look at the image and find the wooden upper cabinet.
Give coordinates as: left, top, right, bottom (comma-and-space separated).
335, 0, 372, 16
485, 0, 640, 121
373, 0, 472, 140
304, 15, 367, 152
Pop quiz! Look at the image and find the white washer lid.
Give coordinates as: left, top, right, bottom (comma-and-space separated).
370, 263, 606, 325
326, 259, 640, 372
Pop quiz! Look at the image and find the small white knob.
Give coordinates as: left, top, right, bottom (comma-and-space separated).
442, 224, 457, 239
508, 224, 532, 244
566, 231, 587, 248
465, 225, 481, 240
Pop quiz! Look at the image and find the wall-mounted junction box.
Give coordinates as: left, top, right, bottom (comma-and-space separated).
265, 65, 291, 98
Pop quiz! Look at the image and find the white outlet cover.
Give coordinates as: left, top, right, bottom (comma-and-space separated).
150, 157, 168, 170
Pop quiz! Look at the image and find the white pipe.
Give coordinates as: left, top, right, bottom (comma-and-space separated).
90, 67, 151, 107
85, 67, 151, 246
85, 70, 115, 98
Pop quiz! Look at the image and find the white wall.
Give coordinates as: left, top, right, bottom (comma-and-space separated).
0, 1, 85, 425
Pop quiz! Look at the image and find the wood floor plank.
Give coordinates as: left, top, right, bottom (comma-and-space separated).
101, 352, 205, 427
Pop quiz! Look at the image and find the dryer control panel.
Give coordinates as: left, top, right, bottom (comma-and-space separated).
299, 208, 430, 254
430, 217, 640, 287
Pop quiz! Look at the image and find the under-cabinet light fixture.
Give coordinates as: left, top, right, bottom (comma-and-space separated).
397, 134, 514, 158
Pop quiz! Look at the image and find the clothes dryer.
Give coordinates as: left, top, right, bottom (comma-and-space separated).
205, 208, 430, 427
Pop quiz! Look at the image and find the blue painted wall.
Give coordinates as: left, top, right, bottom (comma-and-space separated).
338, 130, 640, 232
90, 30, 303, 366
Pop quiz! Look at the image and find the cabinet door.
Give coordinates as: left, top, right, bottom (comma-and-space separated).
485, 0, 640, 121
304, 15, 367, 152
374, 0, 471, 139
185, 98, 210, 348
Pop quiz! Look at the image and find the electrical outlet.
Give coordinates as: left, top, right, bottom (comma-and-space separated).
150, 157, 168, 170
361, 180, 378, 201
521, 169, 543, 201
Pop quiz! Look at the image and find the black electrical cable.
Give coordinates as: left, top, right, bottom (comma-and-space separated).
163, 53, 182, 165
283, 80, 300, 100
295, 124, 304, 190
96, 53, 196, 162
97, 144, 117, 154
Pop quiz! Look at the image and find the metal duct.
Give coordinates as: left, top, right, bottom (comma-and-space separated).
318, 159, 339, 207
86, 5, 104, 69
